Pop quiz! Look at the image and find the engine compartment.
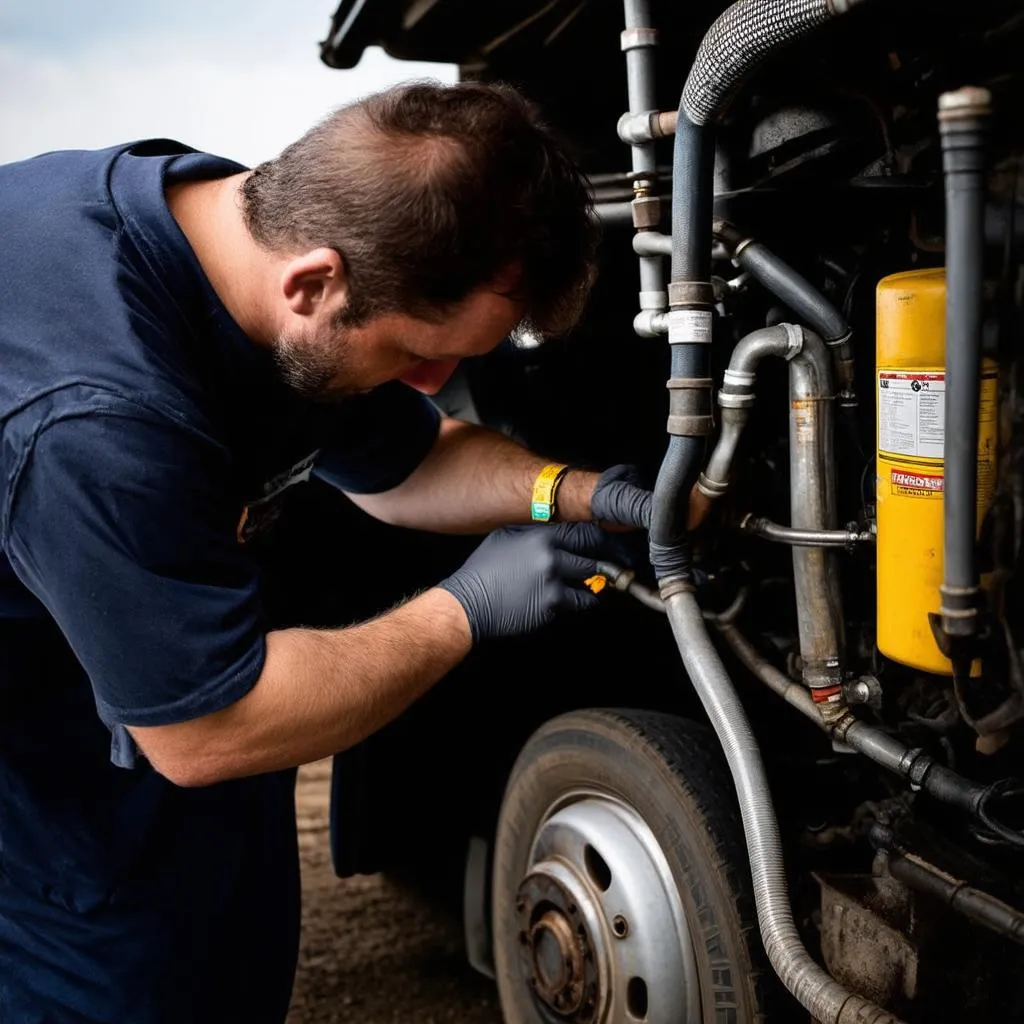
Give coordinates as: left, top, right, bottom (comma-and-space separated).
312, 0, 1024, 1018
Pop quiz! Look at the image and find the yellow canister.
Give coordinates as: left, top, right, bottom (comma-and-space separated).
875, 268, 997, 675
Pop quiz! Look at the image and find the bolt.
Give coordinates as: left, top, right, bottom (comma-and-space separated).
612, 914, 629, 938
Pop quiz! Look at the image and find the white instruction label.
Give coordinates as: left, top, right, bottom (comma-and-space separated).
668, 309, 713, 345
878, 370, 945, 460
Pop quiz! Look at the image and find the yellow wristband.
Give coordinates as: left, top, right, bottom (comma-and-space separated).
531, 463, 570, 522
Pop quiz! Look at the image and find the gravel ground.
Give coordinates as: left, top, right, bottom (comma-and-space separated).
287, 760, 506, 1024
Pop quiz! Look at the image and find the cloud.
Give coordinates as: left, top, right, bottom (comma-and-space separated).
0, 18, 457, 167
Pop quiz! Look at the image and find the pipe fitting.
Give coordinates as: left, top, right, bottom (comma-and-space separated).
666, 377, 715, 437
633, 309, 668, 338
632, 231, 673, 257
618, 110, 669, 146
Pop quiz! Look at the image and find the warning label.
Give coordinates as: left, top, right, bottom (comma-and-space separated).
878, 371, 945, 461
891, 468, 944, 498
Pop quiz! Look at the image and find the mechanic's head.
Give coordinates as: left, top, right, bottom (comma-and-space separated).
239, 79, 599, 399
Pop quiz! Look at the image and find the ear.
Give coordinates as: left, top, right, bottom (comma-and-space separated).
280, 248, 347, 317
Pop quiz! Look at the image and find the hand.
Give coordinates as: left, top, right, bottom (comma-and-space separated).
438, 522, 606, 643
590, 464, 652, 531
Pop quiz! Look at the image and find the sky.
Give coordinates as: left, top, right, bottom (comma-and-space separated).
0, 0, 458, 167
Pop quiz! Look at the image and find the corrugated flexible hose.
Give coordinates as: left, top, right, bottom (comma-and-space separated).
663, 590, 905, 1023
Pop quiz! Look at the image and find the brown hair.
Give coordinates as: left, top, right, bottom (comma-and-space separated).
240, 80, 599, 336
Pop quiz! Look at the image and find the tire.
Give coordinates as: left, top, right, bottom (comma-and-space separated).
492, 708, 774, 1024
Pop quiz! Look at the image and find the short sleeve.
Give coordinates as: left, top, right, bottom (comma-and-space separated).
312, 382, 441, 495
3, 403, 266, 730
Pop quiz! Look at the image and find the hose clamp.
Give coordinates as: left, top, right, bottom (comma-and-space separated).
825, 329, 853, 350
667, 281, 714, 308
696, 472, 728, 499
620, 27, 658, 50
717, 390, 754, 410
722, 368, 756, 388
658, 578, 695, 600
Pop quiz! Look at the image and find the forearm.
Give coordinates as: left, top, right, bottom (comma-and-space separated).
129, 588, 472, 787
346, 416, 598, 533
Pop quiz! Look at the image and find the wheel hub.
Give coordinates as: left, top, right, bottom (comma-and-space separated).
513, 794, 701, 1023
516, 873, 599, 1020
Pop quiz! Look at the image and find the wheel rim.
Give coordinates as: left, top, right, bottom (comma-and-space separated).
513, 790, 702, 1023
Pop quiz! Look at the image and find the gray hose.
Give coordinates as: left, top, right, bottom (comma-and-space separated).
713, 218, 857, 402
663, 590, 904, 1024
937, 86, 992, 659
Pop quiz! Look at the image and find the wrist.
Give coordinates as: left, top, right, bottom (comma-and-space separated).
428, 585, 476, 650
552, 468, 600, 522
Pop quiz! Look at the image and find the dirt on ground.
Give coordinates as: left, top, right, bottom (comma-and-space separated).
287, 760, 506, 1024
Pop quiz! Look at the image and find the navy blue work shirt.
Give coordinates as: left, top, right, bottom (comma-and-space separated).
0, 141, 441, 1023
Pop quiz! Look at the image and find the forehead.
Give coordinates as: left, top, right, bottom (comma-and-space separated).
383, 287, 525, 358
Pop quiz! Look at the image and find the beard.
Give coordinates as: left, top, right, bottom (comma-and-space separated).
271, 328, 360, 402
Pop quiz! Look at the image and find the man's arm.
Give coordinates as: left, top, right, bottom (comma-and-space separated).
130, 588, 471, 788
345, 416, 599, 533
128, 521, 606, 787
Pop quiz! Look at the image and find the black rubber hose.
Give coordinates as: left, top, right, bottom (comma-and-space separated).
938, 86, 992, 646
649, 347, 704, 581
650, 118, 714, 581
733, 241, 848, 343
669, 116, 715, 284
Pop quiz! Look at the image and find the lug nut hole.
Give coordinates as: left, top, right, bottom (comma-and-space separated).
612, 914, 629, 938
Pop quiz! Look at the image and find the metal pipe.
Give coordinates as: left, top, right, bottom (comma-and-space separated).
622, 1, 667, 336
713, 618, 822, 724
937, 86, 992, 664
884, 848, 1024, 946
663, 590, 904, 1024
788, 329, 846, 722
593, 201, 635, 227
690, 322, 847, 717
713, 218, 857, 405
741, 515, 873, 548
596, 560, 665, 612
696, 325, 797, 501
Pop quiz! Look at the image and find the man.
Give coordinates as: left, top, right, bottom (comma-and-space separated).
0, 81, 651, 1021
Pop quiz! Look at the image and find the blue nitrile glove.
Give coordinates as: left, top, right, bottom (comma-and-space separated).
438, 522, 607, 644
591, 464, 653, 530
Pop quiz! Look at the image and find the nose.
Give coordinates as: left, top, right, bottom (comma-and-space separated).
399, 358, 461, 396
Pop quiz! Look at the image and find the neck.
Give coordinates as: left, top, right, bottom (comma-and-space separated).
167, 172, 277, 346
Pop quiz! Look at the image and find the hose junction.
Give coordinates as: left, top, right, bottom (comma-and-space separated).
617, 0, 1024, 1021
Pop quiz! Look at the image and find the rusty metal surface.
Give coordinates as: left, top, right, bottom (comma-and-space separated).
816, 873, 918, 1014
